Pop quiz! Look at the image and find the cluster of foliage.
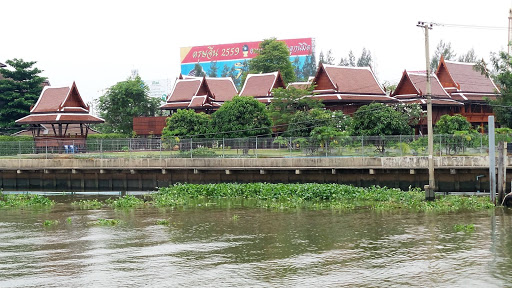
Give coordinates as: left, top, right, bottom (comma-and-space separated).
96, 75, 162, 135
0, 59, 46, 135
93, 218, 121, 226
0, 193, 54, 208
153, 183, 494, 212
162, 96, 272, 140
243, 38, 296, 85
481, 51, 512, 128
430, 40, 478, 71
318, 48, 373, 68
106, 195, 145, 209
71, 199, 103, 209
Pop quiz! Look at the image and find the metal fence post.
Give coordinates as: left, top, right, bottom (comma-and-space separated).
361, 136, 364, 157
289, 137, 292, 157
190, 138, 193, 158
100, 139, 103, 159
255, 136, 258, 158
159, 138, 162, 160
222, 138, 225, 158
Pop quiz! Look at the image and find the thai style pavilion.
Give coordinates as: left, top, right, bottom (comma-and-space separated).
393, 70, 463, 134
435, 56, 500, 130
310, 63, 396, 115
239, 71, 286, 103
160, 75, 237, 113
15, 82, 104, 152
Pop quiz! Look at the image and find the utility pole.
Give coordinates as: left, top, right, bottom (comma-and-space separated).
509, 8, 512, 56
417, 21, 436, 201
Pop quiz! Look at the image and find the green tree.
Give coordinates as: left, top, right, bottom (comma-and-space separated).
351, 103, 414, 153
434, 114, 471, 134
356, 48, 372, 67
246, 38, 296, 84
208, 61, 218, 77
284, 108, 348, 137
319, 50, 335, 65
0, 58, 46, 133
458, 48, 478, 63
431, 40, 456, 71
476, 51, 512, 127
434, 114, 475, 155
97, 75, 161, 135
161, 109, 210, 138
210, 96, 272, 138
269, 86, 323, 130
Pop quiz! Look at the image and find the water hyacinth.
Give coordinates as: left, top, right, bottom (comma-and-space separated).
106, 195, 145, 209
0, 193, 54, 208
154, 183, 495, 213
71, 199, 103, 209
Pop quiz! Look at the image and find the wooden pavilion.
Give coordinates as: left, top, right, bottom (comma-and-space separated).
436, 56, 500, 130
15, 82, 104, 152
160, 75, 237, 114
239, 71, 286, 104
393, 70, 463, 134
310, 63, 397, 115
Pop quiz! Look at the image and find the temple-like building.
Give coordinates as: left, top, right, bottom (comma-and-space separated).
310, 63, 396, 115
239, 71, 286, 103
393, 70, 463, 134
160, 75, 237, 113
15, 82, 104, 152
435, 56, 499, 130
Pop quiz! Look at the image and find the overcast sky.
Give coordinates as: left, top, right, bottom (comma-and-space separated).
2, 0, 511, 105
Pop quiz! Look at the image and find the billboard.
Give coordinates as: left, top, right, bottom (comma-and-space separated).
180, 38, 314, 86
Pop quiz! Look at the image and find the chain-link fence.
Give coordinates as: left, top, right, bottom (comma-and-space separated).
0, 134, 508, 159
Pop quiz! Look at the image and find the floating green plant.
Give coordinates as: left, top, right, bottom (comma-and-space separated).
93, 218, 121, 226
71, 199, 103, 209
156, 219, 170, 225
43, 220, 59, 227
106, 195, 145, 209
231, 214, 239, 221
66, 217, 72, 224
153, 183, 495, 213
0, 193, 54, 208
454, 224, 475, 233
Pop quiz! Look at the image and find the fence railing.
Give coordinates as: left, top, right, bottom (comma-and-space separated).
0, 134, 509, 159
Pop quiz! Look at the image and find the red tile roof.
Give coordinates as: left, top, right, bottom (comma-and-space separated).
166, 78, 202, 103
206, 77, 237, 102
319, 64, 385, 94
239, 72, 285, 97
287, 82, 312, 90
16, 82, 103, 125
393, 71, 450, 98
16, 113, 104, 124
450, 93, 498, 102
443, 60, 499, 93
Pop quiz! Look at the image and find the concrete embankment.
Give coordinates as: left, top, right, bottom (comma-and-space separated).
0, 156, 508, 192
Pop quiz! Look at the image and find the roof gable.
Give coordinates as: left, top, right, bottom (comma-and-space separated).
393, 70, 420, 96
443, 60, 499, 93
30, 82, 89, 113
239, 72, 285, 97
314, 63, 385, 94
206, 77, 238, 102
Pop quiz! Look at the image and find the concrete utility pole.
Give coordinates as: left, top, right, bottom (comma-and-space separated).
417, 21, 436, 201
508, 8, 512, 56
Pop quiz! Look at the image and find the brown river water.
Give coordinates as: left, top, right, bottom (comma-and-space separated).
1, 196, 512, 287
